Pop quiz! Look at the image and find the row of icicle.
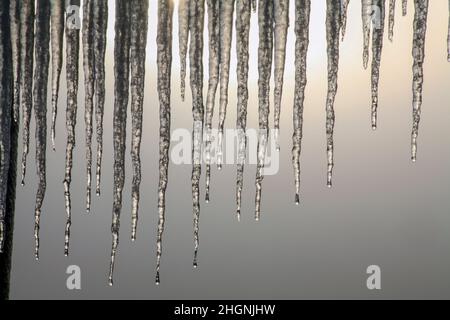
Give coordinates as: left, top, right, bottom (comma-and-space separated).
0, 0, 448, 285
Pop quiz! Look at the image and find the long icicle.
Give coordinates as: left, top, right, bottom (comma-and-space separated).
10, 0, 20, 124
0, 0, 13, 253
410, 0, 429, 162
371, 0, 386, 130
94, 0, 108, 197
292, 0, 310, 205
109, 0, 131, 286
402, 0, 407, 16
341, 0, 350, 41
82, 0, 95, 213
325, 0, 341, 188
204, 0, 220, 203
362, 0, 372, 69
235, 0, 251, 220
20, 0, 35, 186
217, 0, 235, 170
273, 0, 289, 151
130, 0, 149, 242
50, 0, 65, 150
189, 0, 205, 269
388, 0, 396, 41
155, 0, 174, 285
179, 0, 191, 101
33, 0, 51, 261
63, 0, 81, 257
255, 0, 274, 221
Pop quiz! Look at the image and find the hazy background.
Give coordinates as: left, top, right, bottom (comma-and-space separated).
10, 0, 450, 299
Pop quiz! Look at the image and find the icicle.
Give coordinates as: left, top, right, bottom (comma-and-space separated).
63, 0, 80, 257
325, 0, 341, 188
50, 0, 65, 151
94, 0, 108, 197
129, 0, 149, 242
189, 0, 205, 268
273, 0, 289, 151
82, 0, 95, 213
235, 0, 251, 219
108, 0, 131, 287
411, 0, 429, 162
10, 0, 21, 124
33, 0, 51, 261
155, 0, 174, 286
402, 0, 407, 16
20, 0, 35, 186
362, 0, 372, 69
0, 0, 13, 252
447, 0, 449, 62
255, 0, 274, 221
292, 0, 310, 205
217, 0, 235, 170
252, 0, 257, 12
179, 0, 191, 101
341, 0, 350, 41
388, 0, 395, 41
371, 0, 386, 130
204, 0, 220, 203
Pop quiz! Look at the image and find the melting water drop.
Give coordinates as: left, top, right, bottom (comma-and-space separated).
292, 0, 311, 204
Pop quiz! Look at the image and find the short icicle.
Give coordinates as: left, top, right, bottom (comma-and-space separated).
370, 0, 386, 130
388, 0, 396, 41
